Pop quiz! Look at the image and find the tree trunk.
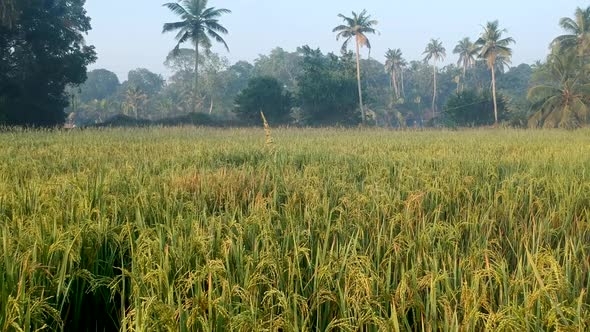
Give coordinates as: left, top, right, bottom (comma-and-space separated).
194, 40, 199, 113
432, 63, 437, 118
401, 69, 405, 98
491, 64, 498, 126
392, 69, 400, 99
462, 65, 467, 92
355, 38, 365, 125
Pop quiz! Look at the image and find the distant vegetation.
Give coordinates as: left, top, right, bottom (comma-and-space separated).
1, 1, 590, 128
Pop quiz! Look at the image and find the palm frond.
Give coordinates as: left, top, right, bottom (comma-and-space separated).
203, 20, 228, 34
332, 25, 350, 33
527, 85, 561, 100
340, 36, 352, 53
202, 7, 232, 19
162, 21, 189, 34
163, 3, 191, 19
163, 0, 230, 53
206, 29, 229, 51
559, 17, 580, 34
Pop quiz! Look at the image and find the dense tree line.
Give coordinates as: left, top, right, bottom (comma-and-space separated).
527, 7, 590, 128
67, 44, 531, 128
0, 0, 96, 126
3, 0, 590, 128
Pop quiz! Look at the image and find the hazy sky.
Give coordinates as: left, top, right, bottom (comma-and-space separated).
85, 0, 587, 80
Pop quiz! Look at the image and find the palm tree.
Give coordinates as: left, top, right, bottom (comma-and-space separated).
123, 87, 148, 119
163, 0, 231, 112
385, 48, 403, 99
476, 20, 514, 126
528, 53, 590, 128
333, 10, 378, 125
399, 58, 408, 98
552, 6, 590, 56
423, 39, 446, 117
453, 37, 479, 91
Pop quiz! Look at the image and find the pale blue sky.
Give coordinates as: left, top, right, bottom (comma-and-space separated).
85, 0, 587, 80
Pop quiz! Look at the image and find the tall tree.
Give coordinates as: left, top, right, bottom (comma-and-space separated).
126, 68, 165, 96
253, 47, 303, 90
476, 20, 515, 126
297, 46, 360, 126
423, 39, 446, 117
78, 69, 120, 103
399, 58, 408, 98
552, 6, 590, 56
333, 10, 378, 125
234, 77, 293, 125
453, 37, 478, 91
385, 48, 403, 99
528, 52, 590, 128
123, 86, 148, 119
0, 0, 96, 126
162, 0, 231, 112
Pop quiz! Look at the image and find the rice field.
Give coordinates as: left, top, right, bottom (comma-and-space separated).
1, 127, 589, 331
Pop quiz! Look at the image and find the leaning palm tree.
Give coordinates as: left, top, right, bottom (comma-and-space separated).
333, 10, 378, 124
552, 6, 590, 56
453, 37, 479, 91
476, 20, 514, 126
528, 52, 590, 128
423, 39, 446, 117
163, 0, 231, 112
385, 48, 404, 99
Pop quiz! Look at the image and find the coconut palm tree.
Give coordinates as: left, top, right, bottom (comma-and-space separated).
453, 37, 479, 91
552, 6, 590, 56
163, 0, 231, 112
399, 58, 408, 98
333, 10, 378, 125
423, 39, 446, 117
123, 87, 148, 119
385, 48, 404, 99
476, 20, 514, 126
528, 52, 590, 128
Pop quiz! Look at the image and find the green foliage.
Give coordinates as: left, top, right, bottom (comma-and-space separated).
444, 90, 507, 126
78, 69, 120, 103
234, 77, 293, 125
125, 68, 165, 97
1, 128, 590, 330
296, 47, 361, 126
423, 39, 447, 114
162, 0, 231, 54
552, 6, 590, 56
333, 10, 378, 53
162, 0, 231, 112
497, 63, 532, 99
476, 21, 515, 69
384, 48, 405, 100
333, 10, 378, 124
528, 52, 590, 128
0, 0, 96, 126
253, 48, 302, 90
